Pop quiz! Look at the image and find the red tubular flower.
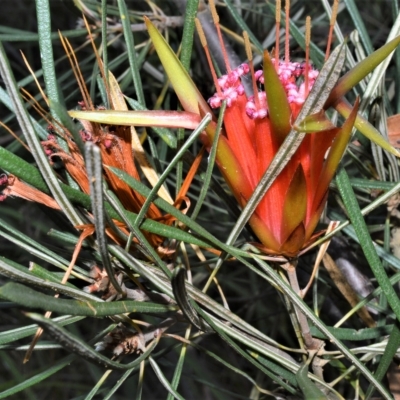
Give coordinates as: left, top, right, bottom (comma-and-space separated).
205, 50, 357, 256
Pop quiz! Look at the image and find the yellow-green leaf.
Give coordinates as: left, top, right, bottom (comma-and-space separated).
145, 17, 211, 116
326, 35, 400, 106
295, 110, 336, 133
335, 98, 400, 157
263, 50, 291, 142
69, 109, 202, 130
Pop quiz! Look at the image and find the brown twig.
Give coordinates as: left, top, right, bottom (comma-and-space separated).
282, 260, 320, 350
281, 260, 325, 380
301, 221, 340, 298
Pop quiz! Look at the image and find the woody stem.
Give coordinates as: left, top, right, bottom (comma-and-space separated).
283, 260, 318, 350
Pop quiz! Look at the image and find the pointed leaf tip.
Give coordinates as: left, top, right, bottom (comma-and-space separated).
327, 35, 400, 106
335, 98, 400, 158
295, 110, 336, 133
68, 109, 202, 130
263, 50, 291, 141
145, 15, 211, 116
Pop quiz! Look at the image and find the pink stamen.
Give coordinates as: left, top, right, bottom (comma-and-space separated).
208, 64, 249, 109
206, 2, 320, 123
209, 60, 318, 111
245, 92, 268, 120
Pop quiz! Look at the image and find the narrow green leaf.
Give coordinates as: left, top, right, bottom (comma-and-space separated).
295, 110, 336, 133
149, 357, 185, 400
110, 246, 174, 300
50, 99, 85, 154
192, 341, 283, 396
110, 245, 289, 355
145, 17, 211, 116
85, 142, 125, 295
101, 0, 109, 103
0, 145, 215, 249
335, 98, 400, 157
205, 310, 308, 381
103, 187, 171, 276
107, 167, 209, 235
190, 102, 225, 220
247, 351, 298, 387
102, 368, 136, 400
0, 224, 87, 279
361, 15, 400, 115
330, 210, 400, 272
117, 0, 145, 105
0, 257, 98, 301
223, 0, 262, 51
97, 63, 109, 108
0, 29, 89, 42
347, 178, 396, 191
115, 242, 377, 398
343, 0, 373, 54
107, 166, 243, 255
60, 180, 217, 248
36, 0, 61, 113
179, 0, 199, 71
310, 325, 393, 341
327, 35, 400, 105
0, 315, 84, 345
296, 362, 325, 399
171, 266, 209, 331
168, 331, 190, 400
0, 356, 74, 399
26, 312, 159, 370
0, 146, 48, 192
0, 282, 177, 316
192, 301, 298, 394
29, 262, 78, 288
263, 50, 291, 141
313, 98, 359, 205
36, 0, 78, 176
336, 168, 400, 323
252, 256, 392, 399
69, 109, 202, 129
84, 369, 113, 400
0, 85, 48, 140
365, 323, 400, 399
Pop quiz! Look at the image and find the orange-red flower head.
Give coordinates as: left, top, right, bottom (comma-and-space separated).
205, 55, 348, 256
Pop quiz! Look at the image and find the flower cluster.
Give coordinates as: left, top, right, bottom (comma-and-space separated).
202, 57, 347, 256
209, 60, 319, 116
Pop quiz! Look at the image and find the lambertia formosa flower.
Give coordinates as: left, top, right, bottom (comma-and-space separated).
69, 0, 400, 257
201, 30, 356, 256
